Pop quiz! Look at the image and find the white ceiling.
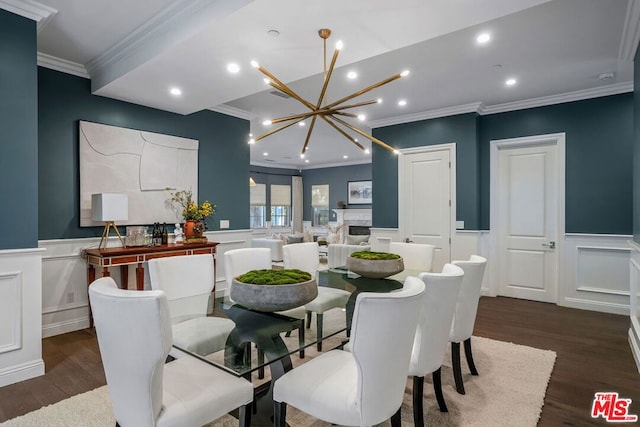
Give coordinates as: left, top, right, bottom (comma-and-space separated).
12, 0, 638, 169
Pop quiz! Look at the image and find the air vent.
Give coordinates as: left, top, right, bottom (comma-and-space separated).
270, 90, 291, 99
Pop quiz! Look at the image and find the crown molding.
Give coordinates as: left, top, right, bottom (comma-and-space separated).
209, 104, 252, 120
251, 158, 370, 171
87, 0, 251, 92
369, 102, 482, 128
0, 0, 57, 32
619, 0, 640, 61
37, 52, 90, 79
480, 82, 633, 115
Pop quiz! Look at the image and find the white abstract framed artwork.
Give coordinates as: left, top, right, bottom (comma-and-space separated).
79, 121, 199, 226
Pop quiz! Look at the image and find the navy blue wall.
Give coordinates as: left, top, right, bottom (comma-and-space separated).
0, 11, 38, 249
301, 163, 372, 222
480, 94, 633, 233
372, 113, 479, 229
38, 68, 250, 239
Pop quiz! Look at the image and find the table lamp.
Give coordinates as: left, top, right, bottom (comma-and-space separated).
92, 193, 128, 249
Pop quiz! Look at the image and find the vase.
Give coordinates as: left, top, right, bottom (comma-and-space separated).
184, 220, 204, 240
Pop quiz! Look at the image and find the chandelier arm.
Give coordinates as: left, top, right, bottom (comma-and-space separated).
314, 47, 340, 109
332, 111, 358, 118
324, 73, 403, 110
321, 116, 366, 151
301, 115, 320, 154
329, 114, 395, 152
332, 99, 379, 111
257, 66, 316, 110
269, 111, 321, 125
254, 117, 307, 143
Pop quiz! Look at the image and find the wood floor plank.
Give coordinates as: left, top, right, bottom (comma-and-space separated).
0, 296, 638, 425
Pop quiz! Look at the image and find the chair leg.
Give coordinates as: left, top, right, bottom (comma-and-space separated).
412, 376, 425, 427
238, 403, 252, 427
284, 330, 292, 337
298, 319, 305, 359
306, 311, 312, 328
433, 367, 448, 412
391, 407, 402, 427
316, 313, 324, 351
464, 337, 479, 375
451, 341, 465, 395
274, 401, 287, 427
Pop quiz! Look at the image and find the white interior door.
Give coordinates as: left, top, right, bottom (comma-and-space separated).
492, 134, 564, 303
399, 145, 454, 272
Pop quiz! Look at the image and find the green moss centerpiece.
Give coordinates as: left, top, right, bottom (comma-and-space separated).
230, 269, 318, 312
346, 250, 405, 279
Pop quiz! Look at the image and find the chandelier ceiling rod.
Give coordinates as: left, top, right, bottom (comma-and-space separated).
249, 28, 408, 155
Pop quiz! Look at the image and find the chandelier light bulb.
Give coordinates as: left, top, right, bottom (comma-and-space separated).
400, 70, 410, 77
263, 78, 271, 85
262, 120, 273, 126
248, 138, 255, 144
300, 153, 305, 159
335, 40, 343, 50
364, 148, 370, 154
250, 60, 259, 68
393, 149, 400, 155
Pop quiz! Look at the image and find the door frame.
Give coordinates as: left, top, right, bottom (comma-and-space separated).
489, 133, 565, 299
398, 142, 456, 264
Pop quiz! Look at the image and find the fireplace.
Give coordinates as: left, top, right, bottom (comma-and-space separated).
348, 225, 371, 236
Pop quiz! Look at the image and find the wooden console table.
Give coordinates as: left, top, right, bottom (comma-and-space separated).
83, 242, 219, 291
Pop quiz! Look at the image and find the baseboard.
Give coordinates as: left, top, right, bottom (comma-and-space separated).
629, 327, 640, 374
562, 297, 629, 316
0, 359, 45, 388
42, 317, 90, 339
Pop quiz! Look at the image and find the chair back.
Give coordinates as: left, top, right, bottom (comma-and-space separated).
450, 255, 487, 342
408, 264, 464, 376
148, 254, 214, 320
89, 277, 171, 427
283, 242, 319, 277
389, 242, 435, 272
224, 247, 272, 288
349, 276, 425, 426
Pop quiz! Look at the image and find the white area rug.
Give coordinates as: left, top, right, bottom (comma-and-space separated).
0, 336, 555, 427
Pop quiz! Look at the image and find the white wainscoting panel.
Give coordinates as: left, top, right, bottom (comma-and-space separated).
563, 234, 632, 315
368, 228, 399, 252
0, 248, 45, 387
40, 230, 253, 338
629, 240, 640, 374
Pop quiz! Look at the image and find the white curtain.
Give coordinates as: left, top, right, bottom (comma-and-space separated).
292, 176, 303, 233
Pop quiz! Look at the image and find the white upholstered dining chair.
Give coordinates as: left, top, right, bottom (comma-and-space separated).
450, 255, 487, 394
273, 276, 425, 427
224, 247, 306, 360
389, 242, 436, 272
89, 277, 253, 427
148, 254, 235, 358
283, 242, 351, 351
408, 264, 464, 425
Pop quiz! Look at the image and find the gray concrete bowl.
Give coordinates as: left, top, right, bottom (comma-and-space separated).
346, 256, 405, 279
230, 277, 318, 312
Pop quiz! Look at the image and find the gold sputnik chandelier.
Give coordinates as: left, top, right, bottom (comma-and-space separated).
248, 28, 409, 156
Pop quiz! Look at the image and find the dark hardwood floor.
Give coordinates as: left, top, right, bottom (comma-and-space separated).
0, 296, 638, 425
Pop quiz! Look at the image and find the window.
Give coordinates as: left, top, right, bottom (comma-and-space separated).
312, 184, 329, 226
270, 184, 291, 227
250, 183, 266, 228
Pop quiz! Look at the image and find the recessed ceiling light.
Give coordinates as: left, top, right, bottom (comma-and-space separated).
377, 98, 383, 104
249, 133, 253, 137
343, 155, 348, 159
227, 63, 240, 73
263, 152, 268, 156
477, 33, 491, 44
169, 87, 182, 96
267, 29, 280, 37
398, 99, 407, 106
505, 78, 517, 86
299, 121, 306, 127
305, 159, 310, 163
347, 71, 357, 79
300, 153, 305, 159
357, 114, 366, 121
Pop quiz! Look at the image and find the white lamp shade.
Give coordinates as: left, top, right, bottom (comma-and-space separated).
91, 193, 128, 222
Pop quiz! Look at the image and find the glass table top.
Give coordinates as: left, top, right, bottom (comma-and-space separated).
166, 268, 420, 377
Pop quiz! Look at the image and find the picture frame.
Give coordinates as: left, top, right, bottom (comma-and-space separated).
348, 180, 372, 204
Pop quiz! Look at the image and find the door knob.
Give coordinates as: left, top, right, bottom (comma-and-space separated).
541, 241, 556, 249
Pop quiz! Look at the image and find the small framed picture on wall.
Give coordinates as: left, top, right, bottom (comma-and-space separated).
348, 180, 372, 204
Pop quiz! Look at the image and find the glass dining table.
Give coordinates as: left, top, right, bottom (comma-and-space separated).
166, 267, 420, 424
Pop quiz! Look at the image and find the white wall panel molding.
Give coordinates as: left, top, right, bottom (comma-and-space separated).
563, 234, 632, 315
368, 228, 399, 252
629, 248, 640, 373
40, 230, 253, 337
0, 248, 44, 387
0, 271, 21, 354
